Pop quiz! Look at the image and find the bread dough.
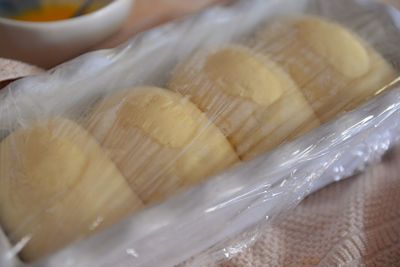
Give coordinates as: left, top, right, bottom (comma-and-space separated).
256, 16, 397, 122
0, 118, 142, 262
169, 45, 319, 160
85, 86, 239, 203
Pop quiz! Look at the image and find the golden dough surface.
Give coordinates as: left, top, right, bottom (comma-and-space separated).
296, 17, 370, 78
0, 118, 142, 262
204, 47, 283, 106
87, 86, 239, 203
114, 88, 199, 148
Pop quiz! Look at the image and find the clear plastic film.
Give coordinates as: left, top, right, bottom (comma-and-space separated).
0, 0, 400, 266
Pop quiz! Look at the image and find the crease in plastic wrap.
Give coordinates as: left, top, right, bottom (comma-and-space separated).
0, 0, 400, 266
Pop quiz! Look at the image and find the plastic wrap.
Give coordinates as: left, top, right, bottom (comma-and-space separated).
0, 0, 400, 266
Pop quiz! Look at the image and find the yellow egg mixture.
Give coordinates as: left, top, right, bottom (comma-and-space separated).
10, 3, 100, 22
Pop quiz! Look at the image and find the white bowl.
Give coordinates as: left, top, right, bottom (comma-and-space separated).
0, 0, 134, 68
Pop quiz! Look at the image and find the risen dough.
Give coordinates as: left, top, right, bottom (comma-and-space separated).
0, 118, 142, 262
86, 86, 238, 203
169, 45, 319, 160
256, 16, 397, 122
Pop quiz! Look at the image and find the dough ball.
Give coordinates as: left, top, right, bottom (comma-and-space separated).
85, 86, 239, 203
0, 118, 142, 262
169, 45, 319, 160
255, 16, 397, 122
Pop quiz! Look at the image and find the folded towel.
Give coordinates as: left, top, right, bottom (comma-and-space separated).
219, 146, 400, 267
0, 58, 43, 88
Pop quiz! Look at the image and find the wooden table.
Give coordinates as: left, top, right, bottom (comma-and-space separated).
95, 0, 399, 49
93, 0, 223, 49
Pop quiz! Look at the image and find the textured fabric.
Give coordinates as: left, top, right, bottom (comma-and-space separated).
219, 146, 400, 267
0, 58, 43, 89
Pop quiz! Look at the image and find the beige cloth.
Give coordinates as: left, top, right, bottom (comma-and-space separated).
0, 58, 43, 89
219, 147, 400, 266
